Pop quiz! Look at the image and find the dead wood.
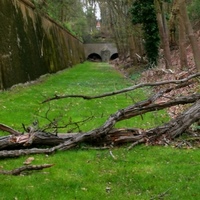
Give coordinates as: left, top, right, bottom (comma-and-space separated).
0, 132, 66, 150
0, 164, 54, 175
145, 99, 200, 142
0, 124, 21, 136
0, 93, 199, 158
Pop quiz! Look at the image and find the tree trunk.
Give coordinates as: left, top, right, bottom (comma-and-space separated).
128, 34, 137, 63
154, 0, 172, 69
179, 0, 200, 72
178, 12, 188, 69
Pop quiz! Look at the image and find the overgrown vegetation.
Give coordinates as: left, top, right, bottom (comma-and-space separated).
131, 0, 160, 66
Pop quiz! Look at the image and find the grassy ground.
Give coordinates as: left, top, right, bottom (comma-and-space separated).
0, 62, 167, 133
0, 62, 199, 200
1, 146, 200, 200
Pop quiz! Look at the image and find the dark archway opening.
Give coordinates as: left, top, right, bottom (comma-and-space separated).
87, 53, 102, 62
110, 53, 119, 60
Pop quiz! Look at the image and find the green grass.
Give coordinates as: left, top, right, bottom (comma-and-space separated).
0, 62, 167, 133
0, 62, 199, 200
1, 147, 200, 199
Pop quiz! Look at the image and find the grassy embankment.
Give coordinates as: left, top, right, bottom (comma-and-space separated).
0, 62, 199, 200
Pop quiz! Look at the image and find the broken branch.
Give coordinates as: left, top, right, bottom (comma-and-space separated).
0, 164, 54, 175
0, 124, 21, 136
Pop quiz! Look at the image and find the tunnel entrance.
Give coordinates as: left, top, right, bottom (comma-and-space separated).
110, 53, 119, 60
87, 53, 102, 62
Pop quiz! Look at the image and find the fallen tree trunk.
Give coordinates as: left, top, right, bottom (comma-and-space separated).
0, 94, 199, 158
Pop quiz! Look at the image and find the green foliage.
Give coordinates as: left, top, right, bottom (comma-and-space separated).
188, 0, 200, 22
69, 18, 88, 41
32, 0, 97, 41
131, 0, 160, 67
63, 22, 77, 36
82, 5, 99, 42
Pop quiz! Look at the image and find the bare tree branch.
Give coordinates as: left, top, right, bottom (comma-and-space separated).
42, 73, 200, 103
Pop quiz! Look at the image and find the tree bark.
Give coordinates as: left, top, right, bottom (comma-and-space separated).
154, 0, 172, 69
178, 12, 188, 69
179, 0, 200, 72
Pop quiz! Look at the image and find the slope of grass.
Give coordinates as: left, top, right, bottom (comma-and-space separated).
0, 62, 199, 200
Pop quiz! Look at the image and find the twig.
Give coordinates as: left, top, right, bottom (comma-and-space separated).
109, 150, 117, 160
150, 187, 172, 200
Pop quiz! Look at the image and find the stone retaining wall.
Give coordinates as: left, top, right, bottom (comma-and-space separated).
0, 0, 85, 89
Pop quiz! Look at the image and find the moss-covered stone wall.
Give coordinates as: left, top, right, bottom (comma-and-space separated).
0, 0, 85, 89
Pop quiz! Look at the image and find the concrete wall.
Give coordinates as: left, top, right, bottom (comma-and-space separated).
84, 43, 118, 62
0, 0, 85, 89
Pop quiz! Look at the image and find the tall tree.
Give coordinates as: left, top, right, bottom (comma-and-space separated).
154, 0, 172, 69
180, 0, 200, 72
178, 6, 188, 69
32, 0, 97, 41
171, 0, 200, 72
97, 0, 143, 62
